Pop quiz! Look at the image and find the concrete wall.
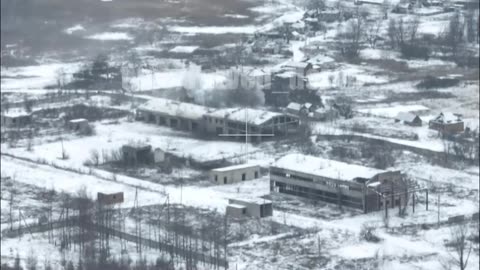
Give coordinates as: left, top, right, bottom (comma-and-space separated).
211, 166, 260, 185
429, 121, 464, 134
137, 109, 202, 132
226, 205, 246, 218
229, 198, 273, 218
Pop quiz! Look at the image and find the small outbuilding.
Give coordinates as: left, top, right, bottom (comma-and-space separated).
153, 148, 166, 163
211, 163, 261, 185
1, 110, 32, 128
97, 192, 124, 206
226, 198, 273, 218
122, 143, 153, 166
67, 118, 90, 133
394, 112, 422, 126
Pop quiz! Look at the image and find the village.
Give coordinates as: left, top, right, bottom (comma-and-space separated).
0, 0, 479, 269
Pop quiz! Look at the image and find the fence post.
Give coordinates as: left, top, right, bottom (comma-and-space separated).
425, 189, 428, 211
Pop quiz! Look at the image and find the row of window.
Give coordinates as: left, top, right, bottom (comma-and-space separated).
271, 170, 362, 191
272, 181, 363, 209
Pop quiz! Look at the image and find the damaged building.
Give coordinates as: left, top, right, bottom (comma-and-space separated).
270, 153, 408, 213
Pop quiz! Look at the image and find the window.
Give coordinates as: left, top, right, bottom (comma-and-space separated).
215, 175, 218, 182
242, 173, 246, 181
254, 171, 259, 178
224, 177, 227, 184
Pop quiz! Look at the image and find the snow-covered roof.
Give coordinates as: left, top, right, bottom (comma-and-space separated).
304, 103, 313, 109
395, 112, 419, 123
227, 204, 247, 209
206, 108, 283, 126
169, 46, 199, 54
272, 153, 385, 182
431, 112, 462, 124
231, 197, 272, 205
123, 141, 151, 149
212, 163, 260, 172
1, 109, 31, 117
287, 102, 302, 111
247, 69, 268, 77
283, 61, 311, 69
69, 118, 88, 123
275, 70, 299, 78
138, 98, 209, 121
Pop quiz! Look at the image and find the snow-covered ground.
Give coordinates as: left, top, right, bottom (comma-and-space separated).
86, 32, 134, 41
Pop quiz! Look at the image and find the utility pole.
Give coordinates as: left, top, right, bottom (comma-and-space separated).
437, 193, 440, 227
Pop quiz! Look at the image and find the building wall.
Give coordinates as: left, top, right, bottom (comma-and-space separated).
211, 166, 261, 185
229, 198, 273, 218
270, 167, 365, 210
204, 115, 299, 142
1, 115, 31, 128
429, 121, 464, 134
137, 109, 202, 132
226, 205, 246, 218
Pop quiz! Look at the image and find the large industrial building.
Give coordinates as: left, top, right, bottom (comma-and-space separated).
136, 98, 300, 141
270, 154, 408, 213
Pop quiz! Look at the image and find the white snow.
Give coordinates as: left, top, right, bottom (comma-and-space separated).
168, 26, 257, 34
64, 24, 85, 34
86, 32, 133, 41
273, 153, 385, 181
169, 46, 199, 54
357, 105, 430, 118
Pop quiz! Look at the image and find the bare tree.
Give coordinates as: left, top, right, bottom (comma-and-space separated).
444, 12, 465, 58
365, 19, 383, 48
305, 0, 326, 13
445, 224, 473, 270
340, 17, 364, 58
382, 0, 391, 19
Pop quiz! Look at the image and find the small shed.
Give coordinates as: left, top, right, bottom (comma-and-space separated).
227, 198, 273, 218
394, 112, 422, 126
1, 110, 32, 128
153, 148, 166, 163
97, 192, 124, 206
67, 118, 90, 133
122, 143, 153, 166
210, 163, 261, 185
286, 102, 303, 115
282, 61, 313, 76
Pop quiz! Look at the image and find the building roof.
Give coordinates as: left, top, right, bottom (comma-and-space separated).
431, 112, 462, 124
395, 112, 420, 123
69, 118, 88, 123
287, 102, 302, 111
283, 61, 311, 70
206, 108, 284, 126
227, 204, 247, 209
1, 109, 31, 118
138, 98, 209, 121
272, 153, 385, 182
212, 163, 260, 172
123, 141, 151, 150
230, 197, 273, 205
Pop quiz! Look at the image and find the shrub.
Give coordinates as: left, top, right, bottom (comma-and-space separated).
360, 224, 381, 243
400, 44, 430, 60
416, 76, 460, 89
